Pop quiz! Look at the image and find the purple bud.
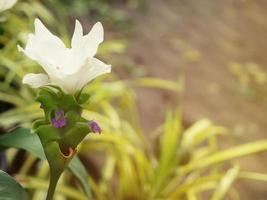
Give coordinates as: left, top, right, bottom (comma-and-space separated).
55, 110, 64, 119
88, 120, 101, 134
52, 110, 67, 128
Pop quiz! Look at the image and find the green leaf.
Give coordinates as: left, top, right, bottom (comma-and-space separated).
69, 156, 93, 199
0, 128, 92, 199
0, 128, 45, 158
152, 110, 182, 195
181, 139, 267, 174
132, 77, 183, 92
182, 119, 226, 149
0, 170, 29, 200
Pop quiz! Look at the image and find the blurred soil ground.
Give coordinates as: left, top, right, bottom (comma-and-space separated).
112, 0, 267, 199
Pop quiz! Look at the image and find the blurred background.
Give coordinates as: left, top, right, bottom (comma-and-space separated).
1, 0, 267, 199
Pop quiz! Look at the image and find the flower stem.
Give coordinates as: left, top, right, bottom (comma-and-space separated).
46, 169, 62, 200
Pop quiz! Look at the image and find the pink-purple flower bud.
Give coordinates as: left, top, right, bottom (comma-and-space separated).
88, 120, 101, 134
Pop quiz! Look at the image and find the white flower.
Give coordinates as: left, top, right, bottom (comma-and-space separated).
18, 18, 111, 94
0, 0, 17, 12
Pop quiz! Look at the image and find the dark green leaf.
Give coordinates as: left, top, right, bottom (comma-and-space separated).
0, 128, 45, 159
69, 156, 93, 199
0, 128, 92, 199
0, 170, 30, 200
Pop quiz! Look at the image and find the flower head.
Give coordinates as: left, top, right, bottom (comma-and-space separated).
88, 120, 101, 134
51, 110, 67, 128
18, 19, 111, 94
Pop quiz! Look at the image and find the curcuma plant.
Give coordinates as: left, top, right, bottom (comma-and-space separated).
2, 1, 267, 200
16, 18, 111, 200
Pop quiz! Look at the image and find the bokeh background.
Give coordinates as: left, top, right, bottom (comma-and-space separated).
112, 1, 267, 198
1, 0, 267, 199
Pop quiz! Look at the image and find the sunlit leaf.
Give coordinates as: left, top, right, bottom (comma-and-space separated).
181, 140, 267, 174
211, 165, 240, 200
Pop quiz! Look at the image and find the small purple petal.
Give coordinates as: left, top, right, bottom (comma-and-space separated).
88, 120, 101, 134
52, 110, 67, 128
55, 110, 65, 119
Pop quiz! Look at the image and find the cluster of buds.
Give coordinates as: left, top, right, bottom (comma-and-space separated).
33, 86, 101, 173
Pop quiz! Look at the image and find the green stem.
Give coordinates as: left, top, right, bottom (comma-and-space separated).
46, 169, 62, 200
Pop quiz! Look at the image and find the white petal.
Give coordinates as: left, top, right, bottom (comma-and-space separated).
17, 35, 38, 61
22, 73, 49, 88
71, 20, 83, 48
83, 22, 104, 57
33, 19, 68, 67
51, 58, 111, 94
34, 18, 65, 48
86, 57, 111, 82
60, 22, 104, 76
0, 0, 17, 12
74, 22, 104, 59
77, 58, 111, 92
18, 43, 63, 79
18, 18, 69, 78
73, 57, 111, 92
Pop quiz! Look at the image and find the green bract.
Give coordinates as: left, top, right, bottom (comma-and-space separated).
31, 86, 92, 200
33, 86, 91, 167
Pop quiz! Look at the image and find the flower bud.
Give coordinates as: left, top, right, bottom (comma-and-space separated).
88, 120, 102, 134
51, 110, 67, 128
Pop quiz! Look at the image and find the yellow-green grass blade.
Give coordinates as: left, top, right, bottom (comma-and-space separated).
211, 165, 240, 200
180, 139, 267, 174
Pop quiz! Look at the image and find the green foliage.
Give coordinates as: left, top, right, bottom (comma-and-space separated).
0, 128, 92, 199
0, 170, 29, 200
47, 0, 145, 29
80, 109, 267, 199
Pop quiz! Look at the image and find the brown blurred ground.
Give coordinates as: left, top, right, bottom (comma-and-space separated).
113, 0, 267, 199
